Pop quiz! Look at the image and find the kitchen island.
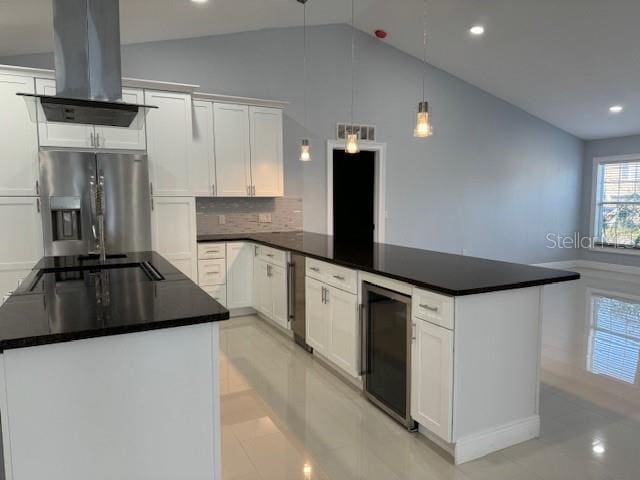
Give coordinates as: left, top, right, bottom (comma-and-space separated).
0, 252, 228, 480
197, 231, 579, 463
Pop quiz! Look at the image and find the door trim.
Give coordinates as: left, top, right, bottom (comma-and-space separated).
326, 140, 386, 243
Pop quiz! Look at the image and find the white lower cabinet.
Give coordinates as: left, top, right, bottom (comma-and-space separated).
326, 285, 359, 376
197, 242, 227, 307
305, 277, 328, 354
253, 256, 288, 330
0, 197, 44, 303
226, 242, 253, 309
305, 274, 359, 378
411, 318, 454, 442
150, 197, 197, 281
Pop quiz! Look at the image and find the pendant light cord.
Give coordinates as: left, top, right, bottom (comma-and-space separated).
422, 0, 427, 101
351, 0, 356, 129
303, 2, 308, 132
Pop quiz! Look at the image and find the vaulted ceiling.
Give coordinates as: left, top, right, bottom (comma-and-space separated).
1, 0, 638, 140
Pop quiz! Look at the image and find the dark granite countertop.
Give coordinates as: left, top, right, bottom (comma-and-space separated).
0, 251, 229, 352
198, 231, 580, 296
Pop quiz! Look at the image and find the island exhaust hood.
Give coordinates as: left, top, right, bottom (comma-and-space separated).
18, 0, 156, 128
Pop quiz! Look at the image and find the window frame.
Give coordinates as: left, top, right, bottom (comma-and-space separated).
590, 154, 640, 254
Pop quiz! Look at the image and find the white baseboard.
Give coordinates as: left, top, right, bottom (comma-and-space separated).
453, 415, 540, 465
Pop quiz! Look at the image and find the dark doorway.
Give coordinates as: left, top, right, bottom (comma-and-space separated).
333, 149, 376, 244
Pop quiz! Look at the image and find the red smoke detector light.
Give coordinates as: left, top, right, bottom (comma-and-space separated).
375, 29, 387, 39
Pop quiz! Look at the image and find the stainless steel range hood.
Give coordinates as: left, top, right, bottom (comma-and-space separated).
18, 0, 156, 127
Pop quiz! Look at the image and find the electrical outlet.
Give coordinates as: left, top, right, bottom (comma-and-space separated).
218, 215, 226, 225
258, 213, 272, 223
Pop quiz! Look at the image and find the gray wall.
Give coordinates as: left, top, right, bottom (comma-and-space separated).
581, 134, 640, 267
2, 24, 585, 264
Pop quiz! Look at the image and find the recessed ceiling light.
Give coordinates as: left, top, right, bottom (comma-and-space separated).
592, 442, 605, 454
469, 25, 485, 36
191, 0, 208, 3
609, 105, 624, 114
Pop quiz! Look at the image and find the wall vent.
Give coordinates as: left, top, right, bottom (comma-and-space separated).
337, 123, 376, 142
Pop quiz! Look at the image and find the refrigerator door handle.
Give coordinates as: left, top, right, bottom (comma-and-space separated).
89, 175, 99, 252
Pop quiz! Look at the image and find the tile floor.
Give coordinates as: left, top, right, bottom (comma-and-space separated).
219, 267, 640, 480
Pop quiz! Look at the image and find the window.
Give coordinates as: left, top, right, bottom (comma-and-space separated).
588, 293, 640, 385
593, 157, 640, 249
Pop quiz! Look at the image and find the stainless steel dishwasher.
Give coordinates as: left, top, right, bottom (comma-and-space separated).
288, 253, 312, 353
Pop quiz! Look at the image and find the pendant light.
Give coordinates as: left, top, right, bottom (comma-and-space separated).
414, 0, 433, 138
298, 0, 311, 162
346, 0, 359, 154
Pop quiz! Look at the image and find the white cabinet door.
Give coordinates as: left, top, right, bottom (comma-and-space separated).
305, 277, 328, 355
411, 319, 453, 442
0, 73, 39, 196
270, 263, 288, 329
213, 103, 251, 197
151, 197, 197, 281
226, 242, 253, 309
191, 100, 215, 197
36, 78, 94, 149
95, 88, 147, 150
327, 286, 359, 377
249, 106, 283, 197
145, 91, 193, 196
254, 259, 272, 317
0, 198, 44, 302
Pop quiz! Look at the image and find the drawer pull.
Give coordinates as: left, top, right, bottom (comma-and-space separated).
333, 275, 346, 281
205, 250, 220, 254
309, 267, 320, 272
420, 303, 439, 312
266, 254, 274, 258
206, 271, 220, 275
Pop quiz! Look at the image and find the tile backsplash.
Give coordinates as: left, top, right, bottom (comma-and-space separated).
196, 197, 303, 235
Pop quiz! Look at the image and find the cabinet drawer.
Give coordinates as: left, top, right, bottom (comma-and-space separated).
202, 285, 227, 307
306, 258, 329, 283
412, 288, 454, 330
306, 259, 357, 294
198, 243, 226, 260
258, 246, 286, 267
325, 264, 357, 295
198, 259, 226, 286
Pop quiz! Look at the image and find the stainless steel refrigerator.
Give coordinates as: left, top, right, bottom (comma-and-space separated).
39, 150, 151, 258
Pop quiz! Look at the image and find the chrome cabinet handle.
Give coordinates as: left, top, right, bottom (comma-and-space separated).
95, 132, 101, 147
309, 267, 320, 272
411, 322, 417, 342
90, 132, 95, 147
36, 198, 41, 213
247, 185, 250, 196
420, 304, 439, 312
266, 254, 274, 258
321, 286, 325, 304
333, 275, 345, 281
206, 271, 220, 275
212, 184, 216, 196
35, 180, 40, 195
150, 182, 154, 196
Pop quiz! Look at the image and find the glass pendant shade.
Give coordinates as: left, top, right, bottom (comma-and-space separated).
414, 101, 433, 138
300, 139, 311, 162
345, 133, 360, 154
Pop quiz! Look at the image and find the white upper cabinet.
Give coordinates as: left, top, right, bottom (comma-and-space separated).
145, 90, 193, 196
36, 78, 94, 149
191, 100, 216, 197
249, 106, 284, 197
36, 78, 146, 150
150, 197, 197, 280
213, 103, 251, 197
0, 73, 39, 196
95, 88, 147, 150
